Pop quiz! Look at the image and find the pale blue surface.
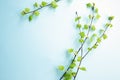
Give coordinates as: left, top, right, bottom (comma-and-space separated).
0, 0, 120, 80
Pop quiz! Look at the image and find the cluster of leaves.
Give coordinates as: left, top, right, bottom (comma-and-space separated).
58, 3, 114, 80
21, 1, 114, 80
21, 0, 60, 21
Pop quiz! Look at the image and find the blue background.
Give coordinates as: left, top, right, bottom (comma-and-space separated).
0, 0, 120, 80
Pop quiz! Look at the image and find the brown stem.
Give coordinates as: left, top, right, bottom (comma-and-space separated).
73, 29, 105, 80
82, 22, 111, 60
24, 0, 61, 14
59, 9, 95, 80
73, 21, 111, 80
72, 4, 96, 80
73, 48, 83, 80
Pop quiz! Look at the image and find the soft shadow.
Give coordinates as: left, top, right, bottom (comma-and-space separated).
55, 68, 63, 80
55, 51, 73, 80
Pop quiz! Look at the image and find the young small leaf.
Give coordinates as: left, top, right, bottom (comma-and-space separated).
103, 34, 107, 39
34, 11, 40, 16
76, 24, 81, 28
108, 16, 114, 21
91, 25, 96, 31
29, 15, 33, 21
95, 8, 98, 13
84, 24, 88, 30
33, 2, 39, 7
21, 11, 25, 16
96, 14, 101, 19
93, 44, 98, 49
86, 3, 92, 8
80, 67, 86, 71
97, 37, 101, 43
24, 8, 30, 13
68, 48, 74, 53
79, 32, 85, 38
105, 23, 110, 27
51, 1, 58, 8
41, 1, 47, 7
77, 56, 82, 61
75, 16, 81, 22
58, 65, 64, 71
64, 71, 72, 79
92, 33, 97, 37
88, 14, 92, 19
72, 72, 76, 77
90, 34, 97, 42
70, 63, 76, 69
109, 24, 113, 28
79, 38, 84, 43
88, 47, 92, 51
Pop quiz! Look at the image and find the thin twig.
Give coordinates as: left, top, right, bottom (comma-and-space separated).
82, 21, 111, 60
73, 6, 95, 80
73, 21, 111, 80
73, 48, 83, 80
24, 0, 61, 14
59, 6, 95, 79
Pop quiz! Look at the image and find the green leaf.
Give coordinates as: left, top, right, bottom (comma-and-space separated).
33, 2, 39, 7
68, 48, 74, 53
103, 34, 107, 39
77, 56, 82, 61
70, 63, 76, 69
79, 38, 84, 43
94, 8, 98, 13
79, 32, 85, 38
109, 24, 113, 28
97, 37, 101, 43
34, 11, 40, 16
88, 14, 92, 19
93, 45, 97, 49
24, 8, 30, 13
72, 72, 76, 77
96, 14, 101, 19
88, 47, 92, 51
58, 65, 64, 71
41, 1, 47, 7
75, 16, 81, 22
21, 11, 25, 16
76, 24, 81, 28
51, 1, 58, 8
90, 34, 97, 42
108, 16, 114, 21
84, 24, 88, 30
92, 33, 97, 37
80, 67, 86, 71
64, 71, 72, 80
105, 23, 113, 28
93, 44, 98, 49
86, 3, 92, 8
105, 23, 110, 27
29, 15, 33, 21
91, 25, 96, 31
73, 60, 76, 63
